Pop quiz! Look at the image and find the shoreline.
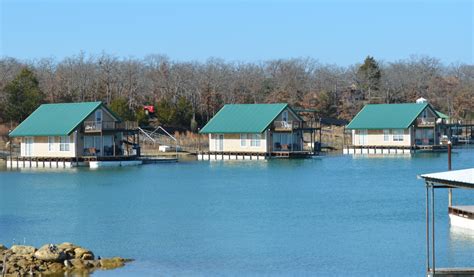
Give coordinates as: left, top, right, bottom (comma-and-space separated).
0, 243, 132, 276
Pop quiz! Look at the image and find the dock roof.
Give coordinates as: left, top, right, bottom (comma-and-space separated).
346, 103, 437, 130
200, 103, 298, 134
9, 102, 110, 137
421, 168, 474, 188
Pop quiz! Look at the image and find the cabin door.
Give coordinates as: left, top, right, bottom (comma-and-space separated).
359, 130, 368, 145
95, 109, 103, 129
216, 134, 224, 151
282, 110, 288, 122
24, 137, 34, 156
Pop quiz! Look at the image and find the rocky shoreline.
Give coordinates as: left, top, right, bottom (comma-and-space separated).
0, 243, 132, 276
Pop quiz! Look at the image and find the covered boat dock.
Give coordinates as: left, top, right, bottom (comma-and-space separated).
420, 168, 474, 276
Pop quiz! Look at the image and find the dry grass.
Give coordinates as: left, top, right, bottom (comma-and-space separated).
140, 131, 208, 154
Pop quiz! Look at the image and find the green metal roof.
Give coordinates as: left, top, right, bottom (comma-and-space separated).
200, 103, 292, 134
9, 102, 104, 137
435, 110, 449, 119
346, 103, 436, 130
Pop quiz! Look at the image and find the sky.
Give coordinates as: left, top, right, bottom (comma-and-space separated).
0, 0, 472, 65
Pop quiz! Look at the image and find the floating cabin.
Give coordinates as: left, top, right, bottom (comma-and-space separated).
420, 168, 474, 276
344, 98, 449, 155
198, 103, 318, 160
7, 102, 141, 168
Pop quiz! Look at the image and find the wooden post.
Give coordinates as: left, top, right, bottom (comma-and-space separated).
198, 128, 201, 154
426, 184, 430, 273
9, 136, 12, 168
101, 131, 104, 158
342, 127, 345, 154
431, 186, 436, 273
137, 131, 140, 157
319, 118, 322, 148
448, 141, 452, 207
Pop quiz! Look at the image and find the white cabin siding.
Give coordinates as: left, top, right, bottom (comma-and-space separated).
209, 132, 268, 153
20, 134, 76, 158
352, 128, 412, 147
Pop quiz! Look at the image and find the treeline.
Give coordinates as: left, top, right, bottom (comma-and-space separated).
0, 53, 473, 130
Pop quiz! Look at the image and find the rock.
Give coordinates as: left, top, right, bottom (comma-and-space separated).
74, 247, 94, 260
57, 242, 78, 250
89, 259, 101, 267
69, 258, 87, 269
15, 258, 30, 270
64, 259, 72, 268
34, 244, 66, 262
1, 242, 131, 275
47, 262, 64, 272
10, 245, 36, 255
83, 260, 95, 269
99, 257, 125, 269
82, 253, 94, 260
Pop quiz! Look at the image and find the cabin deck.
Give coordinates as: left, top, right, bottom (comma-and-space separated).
197, 151, 314, 160
5, 155, 176, 168
344, 145, 448, 155
427, 268, 474, 276
449, 206, 474, 217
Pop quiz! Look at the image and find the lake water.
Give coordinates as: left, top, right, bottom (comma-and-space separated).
1, 148, 474, 276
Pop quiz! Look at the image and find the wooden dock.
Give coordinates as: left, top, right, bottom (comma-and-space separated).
449, 206, 474, 219
5, 155, 178, 168
139, 156, 178, 164
344, 145, 448, 155
197, 151, 314, 160
427, 267, 474, 276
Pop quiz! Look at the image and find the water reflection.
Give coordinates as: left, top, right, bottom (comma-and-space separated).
352, 154, 412, 159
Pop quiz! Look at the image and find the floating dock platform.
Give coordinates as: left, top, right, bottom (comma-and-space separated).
343, 145, 448, 155
6, 155, 177, 169
197, 151, 314, 161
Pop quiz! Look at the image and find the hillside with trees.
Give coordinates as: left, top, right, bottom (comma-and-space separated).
0, 53, 472, 131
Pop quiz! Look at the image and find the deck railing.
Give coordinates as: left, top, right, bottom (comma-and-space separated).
83, 121, 138, 132
416, 118, 436, 127
273, 121, 301, 131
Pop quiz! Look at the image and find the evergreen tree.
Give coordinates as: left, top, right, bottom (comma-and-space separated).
356, 56, 382, 101
109, 97, 135, 121
175, 96, 192, 127
135, 108, 148, 127
4, 68, 44, 122
156, 99, 176, 126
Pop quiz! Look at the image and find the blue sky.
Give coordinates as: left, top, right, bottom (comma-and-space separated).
0, 0, 472, 65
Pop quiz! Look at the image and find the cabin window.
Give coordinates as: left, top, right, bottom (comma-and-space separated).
60, 136, 70, 151
48, 136, 55, 151
250, 134, 261, 147
240, 134, 247, 147
383, 130, 390, 141
95, 109, 102, 122
282, 110, 288, 122
393, 129, 404, 141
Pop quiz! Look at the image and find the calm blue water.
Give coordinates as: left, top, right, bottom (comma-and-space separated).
1, 149, 474, 276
